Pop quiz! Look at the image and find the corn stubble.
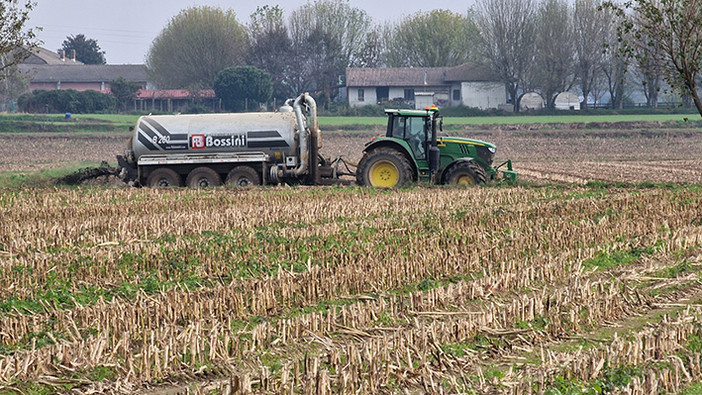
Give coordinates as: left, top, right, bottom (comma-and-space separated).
0, 185, 701, 393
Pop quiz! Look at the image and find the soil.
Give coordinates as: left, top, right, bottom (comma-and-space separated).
4, 121, 701, 186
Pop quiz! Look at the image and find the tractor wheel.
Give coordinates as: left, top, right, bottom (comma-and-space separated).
226, 166, 260, 187
146, 167, 182, 188
356, 148, 413, 188
443, 161, 487, 186
186, 167, 222, 188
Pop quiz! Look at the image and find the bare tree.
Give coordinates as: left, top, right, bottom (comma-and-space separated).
289, 0, 371, 106
574, 0, 610, 109
476, 0, 537, 112
145, 6, 249, 89
603, 0, 702, 116
248, 6, 295, 102
632, 29, 664, 108
383, 9, 481, 67
532, 0, 576, 109
601, 21, 629, 109
356, 27, 384, 68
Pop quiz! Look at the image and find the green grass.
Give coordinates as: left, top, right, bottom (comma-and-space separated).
0, 113, 138, 135
317, 113, 702, 129
2, 112, 699, 136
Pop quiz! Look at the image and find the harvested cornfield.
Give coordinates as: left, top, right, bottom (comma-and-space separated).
1, 184, 701, 393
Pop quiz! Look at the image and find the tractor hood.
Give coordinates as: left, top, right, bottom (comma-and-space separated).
437, 136, 496, 150
437, 136, 497, 166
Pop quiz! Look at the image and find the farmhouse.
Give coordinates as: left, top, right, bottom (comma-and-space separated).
18, 63, 148, 93
18, 47, 148, 93
14, 47, 219, 112
345, 62, 506, 110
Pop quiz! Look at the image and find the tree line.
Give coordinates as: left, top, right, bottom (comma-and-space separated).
0, 0, 700, 115
143, 0, 701, 114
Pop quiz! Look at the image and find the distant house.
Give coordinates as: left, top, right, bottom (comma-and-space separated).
18, 63, 148, 93
15, 48, 220, 113
345, 63, 506, 110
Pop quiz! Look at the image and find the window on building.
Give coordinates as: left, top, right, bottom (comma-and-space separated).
453, 89, 461, 101
404, 89, 415, 101
357, 89, 365, 102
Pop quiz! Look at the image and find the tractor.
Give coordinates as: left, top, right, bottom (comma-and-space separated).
356, 105, 517, 187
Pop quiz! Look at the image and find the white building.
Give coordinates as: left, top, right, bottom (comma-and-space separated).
345, 63, 506, 110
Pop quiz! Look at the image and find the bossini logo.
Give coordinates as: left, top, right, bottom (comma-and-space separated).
190, 134, 246, 149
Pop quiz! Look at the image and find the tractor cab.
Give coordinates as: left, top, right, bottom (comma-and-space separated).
385, 106, 440, 164
356, 105, 517, 188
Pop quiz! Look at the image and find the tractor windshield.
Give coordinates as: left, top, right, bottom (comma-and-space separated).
391, 115, 426, 160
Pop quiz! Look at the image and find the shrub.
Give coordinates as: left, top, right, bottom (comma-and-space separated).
18, 89, 116, 113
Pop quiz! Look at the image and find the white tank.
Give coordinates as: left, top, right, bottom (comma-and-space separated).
131, 111, 300, 162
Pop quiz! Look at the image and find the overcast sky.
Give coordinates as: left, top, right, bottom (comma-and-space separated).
29, 0, 475, 64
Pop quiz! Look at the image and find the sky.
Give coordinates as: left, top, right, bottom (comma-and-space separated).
29, 0, 475, 65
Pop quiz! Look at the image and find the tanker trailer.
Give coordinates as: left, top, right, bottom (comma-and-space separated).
116, 93, 340, 187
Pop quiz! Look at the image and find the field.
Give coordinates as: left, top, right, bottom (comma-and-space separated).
0, 115, 702, 393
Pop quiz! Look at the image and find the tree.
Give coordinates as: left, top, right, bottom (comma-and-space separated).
60, 34, 106, 64
0, 62, 28, 111
289, 0, 371, 106
632, 29, 664, 108
214, 66, 273, 111
603, 0, 702, 116
248, 6, 295, 102
476, 0, 537, 112
574, 0, 610, 109
531, 0, 576, 108
356, 27, 384, 68
0, 0, 39, 77
384, 10, 481, 67
601, 22, 629, 109
110, 77, 141, 112
146, 6, 249, 89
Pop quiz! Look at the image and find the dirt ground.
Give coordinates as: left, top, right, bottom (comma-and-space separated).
2, 121, 702, 184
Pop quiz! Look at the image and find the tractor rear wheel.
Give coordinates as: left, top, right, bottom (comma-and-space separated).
226, 166, 260, 187
356, 148, 413, 188
443, 161, 487, 186
146, 167, 182, 187
186, 167, 222, 188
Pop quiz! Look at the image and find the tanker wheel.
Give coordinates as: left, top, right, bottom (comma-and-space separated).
146, 168, 182, 188
186, 167, 222, 188
226, 166, 260, 187
443, 161, 487, 186
356, 148, 412, 188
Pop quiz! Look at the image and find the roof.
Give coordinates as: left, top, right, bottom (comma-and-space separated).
384, 108, 439, 116
346, 62, 499, 87
18, 64, 147, 83
137, 89, 216, 99
443, 63, 497, 82
20, 47, 85, 66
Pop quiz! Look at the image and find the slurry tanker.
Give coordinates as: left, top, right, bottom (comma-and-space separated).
115, 93, 517, 188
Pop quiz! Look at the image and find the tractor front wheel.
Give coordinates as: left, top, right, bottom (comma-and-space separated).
356, 148, 413, 188
443, 161, 487, 186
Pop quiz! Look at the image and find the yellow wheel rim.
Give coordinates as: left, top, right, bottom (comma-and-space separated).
456, 175, 475, 186
369, 161, 399, 188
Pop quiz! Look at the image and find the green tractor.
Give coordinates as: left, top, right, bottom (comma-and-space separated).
356, 105, 518, 187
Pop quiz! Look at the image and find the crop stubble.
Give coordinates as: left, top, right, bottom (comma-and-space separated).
1, 121, 701, 392
0, 184, 701, 393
